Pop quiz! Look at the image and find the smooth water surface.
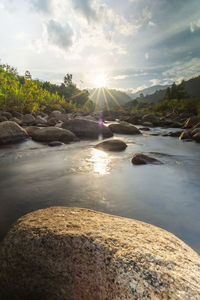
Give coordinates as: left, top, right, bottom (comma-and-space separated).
0, 127, 200, 253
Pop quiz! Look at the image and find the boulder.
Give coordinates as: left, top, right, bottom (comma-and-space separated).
35, 116, 47, 126
139, 127, 150, 131
10, 117, 23, 126
0, 121, 28, 144
184, 116, 200, 128
0, 116, 8, 122
48, 141, 64, 147
31, 127, 77, 144
142, 122, 153, 127
49, 111, 68, 122
0, 111, 12, 119
94, 139, 127, 152
132, 153, 162, 165
47, 117, 57, 126
26, 126, 41, 138
108, 123, 141, 135
193, 133, 200, 143
0, 207, 199, 300
62, 119, 113, 139
141, 114, 160, 126
166, 131, 182, 137
22, 114, 35, 125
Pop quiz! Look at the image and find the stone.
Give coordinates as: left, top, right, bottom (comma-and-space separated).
94, 139, 127, 151
0, 116, 8, 122
47, 117, 57, 126
108, 123, 141, 135
0, 207, 200, 300
62, 118, 113, 139
139, 127, 150, 131
179, 131, 192, 141
141, 114, 160, 126
22, 114, 35, 125
193, 133, 200, 143
26, 126, 41, 137
132, 153, 162, 165
142, 122, 153, 127
0, 121, 28, 144
35, 116, 47, 126
31, 127, 77, 143
0, 111, 12, 119
10, 117, 23, 126
48, 141, 64, 147
166, 131, 183, 137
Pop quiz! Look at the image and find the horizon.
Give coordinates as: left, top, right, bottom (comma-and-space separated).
0, 0, 200, 93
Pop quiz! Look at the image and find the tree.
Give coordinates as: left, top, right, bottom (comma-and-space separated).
25, 70, 32, 80
64, 74, 72, 87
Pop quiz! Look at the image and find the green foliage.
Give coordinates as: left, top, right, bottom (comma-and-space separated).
164, 80, 188, 100
0, 63, 93, 114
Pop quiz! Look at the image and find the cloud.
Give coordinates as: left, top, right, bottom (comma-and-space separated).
190, 19, 200, 32
29, 0, 53, 13
150, 79, 160, 86
113, 75, 130, 80
46, 19, 74, 51
145, 52, 149, 60
73, 0, 97, 22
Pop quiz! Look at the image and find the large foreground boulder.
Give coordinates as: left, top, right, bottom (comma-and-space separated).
0, 207, 199, 299
62, 118, 113, 139
31, 127, 77, 143
108, 123, 141, 135
94, 139, 127, 151
132, 153, 162, 165
0, 121, 28, 144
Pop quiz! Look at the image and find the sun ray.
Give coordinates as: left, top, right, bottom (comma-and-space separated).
105, 88, 124, 111
94, 88, 101, 113
70, 90, 87, 100
82, 88, 97, 110
102, 87, 110, 111
90, 88, 98, 99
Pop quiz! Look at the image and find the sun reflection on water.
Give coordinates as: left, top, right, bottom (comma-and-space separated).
89, 148, 110, 175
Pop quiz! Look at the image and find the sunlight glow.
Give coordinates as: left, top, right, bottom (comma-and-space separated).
94, 74, 107, 88
89, 148, 110, 175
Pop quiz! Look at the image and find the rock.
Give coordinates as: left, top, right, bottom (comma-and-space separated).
10, 117, 23, 126
139, 127, 150, 131
0, 207, 200, 300
31, 127, 77, 143
62, 119, 113, 139
94, 139, 127, 152
12, 112, 23, 119
166, 131, 182, 137
49, 111, 68, 122
184, 116, 200, 128
26, 126, 41, 137
47, 117, 57, 126
0, 116, 8, 122
35, 116, 47, 126
0, 111, 12, 119
0, 121, 28, 144
191, 128, 200, 136
193, 133, 200, 143
22, 114, 35, 125
48, 141, 64, 147
179, 131, 192, 141
132, 153, 162, 165
141, 114, 160, 126
108, 123, 141, 135
142, 121, 153, 127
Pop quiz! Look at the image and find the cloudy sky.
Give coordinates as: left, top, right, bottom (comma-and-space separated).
0, 0, 200, 92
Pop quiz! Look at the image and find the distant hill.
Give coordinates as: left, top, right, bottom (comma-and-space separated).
89, 88, 132, 109
125, 75, 200, 109
127, 85, 170, 99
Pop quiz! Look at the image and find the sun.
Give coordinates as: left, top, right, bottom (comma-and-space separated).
94, 74, 107, 88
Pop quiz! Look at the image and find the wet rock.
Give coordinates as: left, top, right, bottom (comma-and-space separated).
0, 116, 8, 122
0, 121, 28, 144
22, 114, 35, 125
142, 121, 153, 127
0, 207, 200, 300
184, 116, 200, 128
132, 153, 162, 165
62, 118, 113, 139
31, 127, 77, 144
47, 117, 57, 126
179, 131, 192, 141
26, 126, 41, 138
35, 116, 47, 126
94, 139, 127, 152
166, 131, 182, 137
48, 141, 64, 147
108, 123, 141, 135
139, 127, 150, 131
49, 111, 68, 122
141, 114, 160, 126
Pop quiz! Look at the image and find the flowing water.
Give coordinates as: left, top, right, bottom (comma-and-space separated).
0, 127, 200, 253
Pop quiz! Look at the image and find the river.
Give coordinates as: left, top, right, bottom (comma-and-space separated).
0, 126, 200, 253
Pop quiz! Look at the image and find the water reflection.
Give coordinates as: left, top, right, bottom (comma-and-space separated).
89, 149, 110, 175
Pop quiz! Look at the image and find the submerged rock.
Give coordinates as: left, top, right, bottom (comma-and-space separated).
94, 139, 127, 151
108, 123, 141, 135
31, 127, 77, 144
0, 207, 199, 300
48, 141, 64, 147
0, 121, 28, 145
132, 153, 162, 165
62, 118, 113, 139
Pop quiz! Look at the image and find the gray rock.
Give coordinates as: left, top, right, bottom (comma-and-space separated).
22, 114, 35, 125
0, 116, 8, 122
31, 127, 77, 143
26, 126, 41, 138
48, 141, 64, 147
0, 207, 199, 300
132, 153, 162, 165
35, 116, 47, 126
47, 117, 57, 126
94, 139, 127, 151
10, 117, 23, 126
141, 114, 160, 126
62, 118, 113, 139
0, 121, 28, 144
108, 123, 141, 135
0, 111, 12, 119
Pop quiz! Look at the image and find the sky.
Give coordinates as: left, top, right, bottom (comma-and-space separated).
0, 0, 200, 93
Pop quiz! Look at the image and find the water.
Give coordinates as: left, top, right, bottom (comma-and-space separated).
0, 127, 200, 253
